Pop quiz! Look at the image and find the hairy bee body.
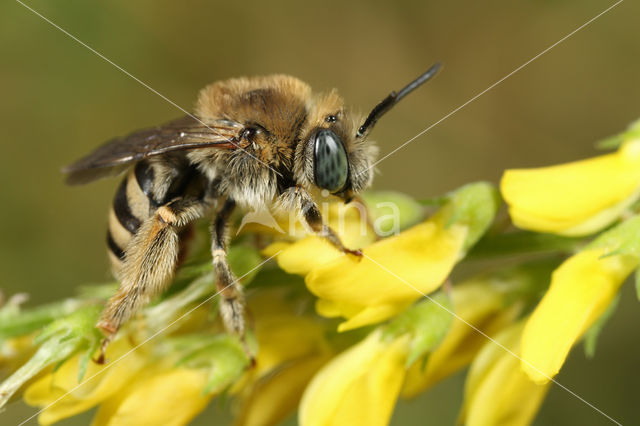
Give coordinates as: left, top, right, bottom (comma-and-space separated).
107, 156, 204, 274
64, 66, 440, 359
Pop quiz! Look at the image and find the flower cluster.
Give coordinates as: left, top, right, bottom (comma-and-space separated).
2, 119, 640, 425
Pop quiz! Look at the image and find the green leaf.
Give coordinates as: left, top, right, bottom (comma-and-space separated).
361, 190, 425, 235
442, 182, 501, 251
583, 294, 620, 358
383, 292, 454, 367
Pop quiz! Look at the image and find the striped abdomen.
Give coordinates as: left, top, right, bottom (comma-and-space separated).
106, 159, 200, 275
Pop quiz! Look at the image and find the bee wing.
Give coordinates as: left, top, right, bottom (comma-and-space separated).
63, 115, 245, 185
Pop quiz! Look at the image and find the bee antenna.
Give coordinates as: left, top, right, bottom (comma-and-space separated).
356, 62, 442, 138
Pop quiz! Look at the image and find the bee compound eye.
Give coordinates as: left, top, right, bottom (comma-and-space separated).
313, 129, 348, 193
242, 127, 257, 141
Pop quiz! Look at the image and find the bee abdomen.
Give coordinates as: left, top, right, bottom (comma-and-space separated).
107, 162, 153, 274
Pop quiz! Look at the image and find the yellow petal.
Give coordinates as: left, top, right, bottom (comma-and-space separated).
247, 288, 330, 377
306, 221, 466, 329
402, 279, 520, 397
264, 202, 376, 276
24, 339, 147, 426
254, 313, 328, 376
270, 237, 352, 276
336, 302, 413, 332
299, 331, 409, 426
462, 321, 550, 426
235, 355, 330, 426
261, 241, 291, 258
92, 367, 212, 426
501, 141, 640, 236
0, 334, 35, 375
521, 248, 637, 383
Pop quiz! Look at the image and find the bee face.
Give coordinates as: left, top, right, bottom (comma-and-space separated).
294, 92, 377, 203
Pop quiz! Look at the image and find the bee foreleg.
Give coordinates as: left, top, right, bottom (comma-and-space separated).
293, 186, 362, 257
211, 199, 247, 338
97, 198, 206, 348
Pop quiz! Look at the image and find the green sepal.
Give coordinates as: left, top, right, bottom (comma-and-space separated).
441, 182, 501, 252
588, 215, 640, 259
0, 297, 83, 342
595, 118, 640, 150
361, 190, 425, 234
169, 242, 262, 294
468, 231, 583, 259
417, 196, 448, 207
583, 294, 620, 358
0, 305, 102, 409
145, 272, 215, 331
75, 283, 120, 301
146, 244, 263, 332
383, 292, 454, 368
174, 333, 252, 395
248, 266, 306, 290
77, 336, 101, 382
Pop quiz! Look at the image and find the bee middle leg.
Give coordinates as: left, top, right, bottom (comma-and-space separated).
96, 198, 206, 354
211, 198, 247, 339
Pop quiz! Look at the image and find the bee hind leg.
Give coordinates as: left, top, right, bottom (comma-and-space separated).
96, 198, 206, 361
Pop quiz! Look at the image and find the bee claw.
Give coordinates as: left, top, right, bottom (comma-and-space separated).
93, 337, 111, 364
344, 248, 363, 259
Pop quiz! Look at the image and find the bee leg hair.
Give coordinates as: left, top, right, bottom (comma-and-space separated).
95, 197, 206, 361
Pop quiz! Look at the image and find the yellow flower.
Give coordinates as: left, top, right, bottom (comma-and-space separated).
521, 247, 637, 383
402, 275, 522, 397
93, 365, 212, 426
235, 354, 330, 426
23, 338, 147, 425
266, 184, 497, 332
299, 330, 410, 426
245, 288, 331, 375
308, 213, 467, 331
461, 320, 550, 426
501, 137, 640, 236
0, 334, 35, 379
263, 202, 376, 276
234, 288, 332, 426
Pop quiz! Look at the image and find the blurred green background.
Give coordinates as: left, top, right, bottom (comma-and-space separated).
1, 0, 639, 424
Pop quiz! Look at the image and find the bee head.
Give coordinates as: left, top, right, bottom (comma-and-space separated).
295, 107, 376, 203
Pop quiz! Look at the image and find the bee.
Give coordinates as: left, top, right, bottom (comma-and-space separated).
63, 63, 441, 358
